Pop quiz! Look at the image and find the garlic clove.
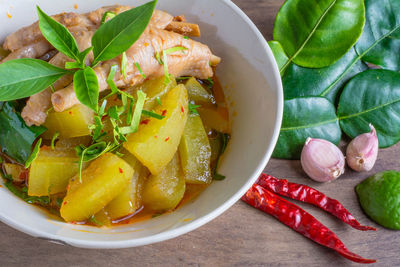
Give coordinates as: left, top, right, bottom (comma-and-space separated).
346, 124, 378, 172
301, 137, 345, 182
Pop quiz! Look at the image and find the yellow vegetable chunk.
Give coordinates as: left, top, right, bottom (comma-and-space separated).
28, 148, 80, 196
104, 152, 148, 220
198, 106, 230, 134
43, 104, 94, 139
124, 84, 189, 175
185, 77, 214, 104
142, 154, 186, 212
60, 153, 133, 222
179, 115, 212, 184
138, 76, 177, 111
55, 136, 91, 150
3, 163, 26, 183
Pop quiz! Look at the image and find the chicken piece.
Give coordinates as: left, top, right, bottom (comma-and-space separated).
0, 40, 52, 63
21, 28, 94, 126
165, 22, 201, 37
3, 6, 172, 53
52, 27, 220, 112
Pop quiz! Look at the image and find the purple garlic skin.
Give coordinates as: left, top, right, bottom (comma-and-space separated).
346, 124, 378, 172
301, 137, 345, 183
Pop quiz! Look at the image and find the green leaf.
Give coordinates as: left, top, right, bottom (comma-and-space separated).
25, 138, 42, 168
73, 67, 99, 112
142, 110, 165, 120
121, 52, 128, 80
37, 6, 80, 62
188, 103, 201, 115
0, 102, 46, 164
273, 0, 365, 71
91, 1, 157, 65
0, 59, 69, 101
355, 0, 400, 71
268, 41, 289, 71
283, 47, 368, 102
273, 97, 341, 159
338, 69, 400, 148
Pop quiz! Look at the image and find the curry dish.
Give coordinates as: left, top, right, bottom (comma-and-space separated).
0, 3, 230, 226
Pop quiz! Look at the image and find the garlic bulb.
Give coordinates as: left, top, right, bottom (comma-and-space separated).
301, 137, 345, 182
346, 124, 378, 172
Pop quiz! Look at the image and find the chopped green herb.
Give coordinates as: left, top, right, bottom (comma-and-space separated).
183, 36, 189, 40
155, 51, 163, 65
188, 103, 201, 115
100, 11, 116, 25
121, 52, 128, 80
76, 141, 117, 182
161, 47, 188, 85
176, 76, 191, 81
134, 62, 146, 78
51, 132, 60, 150
142, 110, 165, 120
0, 157, 2, 164
104, 65, 133, 100
152, 213, 162, 218
89, 215, 104, 226
50, 84, 55, 92
120, 90, 146, 135
25, 138, 42, 168
156, 96, 162, 105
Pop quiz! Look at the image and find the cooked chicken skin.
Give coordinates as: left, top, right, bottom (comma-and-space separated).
3, 6, 172, 53
1, 40, 52, 63
52, 27, 220, 112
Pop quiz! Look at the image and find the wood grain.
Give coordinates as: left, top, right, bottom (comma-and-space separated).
1, 0, 399, 266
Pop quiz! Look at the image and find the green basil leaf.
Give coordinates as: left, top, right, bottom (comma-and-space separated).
355, 0, 400, 71
0, 102, 46, 163
273, 97, 341, 159
268, 41, 289, 71
283, 47, 368, 103
273, 0, 365, 71
0, 59, 69, 101
91, 1, 157, 65
338, 69, 400, 148
37, 6, 80, 62
73, 67, 99, 112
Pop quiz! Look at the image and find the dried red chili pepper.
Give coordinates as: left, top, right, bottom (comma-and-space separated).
242, 184, 376, 264
256, 174, 376, 231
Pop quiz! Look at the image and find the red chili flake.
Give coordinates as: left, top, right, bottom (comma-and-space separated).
119, 167, 123, 174
154, 135, 158, 138
180, 105, 184, 113
74, 4, 78, 9
63, 201, 68, 205
66, 185, 70, 191
144, 42, 149, 47
161, 110, 167, 116
68, 111, 73, 115
140, 119, 150, 125
19, 170, 29, 180
165, 137, 170, 142
0, 185, 3, 188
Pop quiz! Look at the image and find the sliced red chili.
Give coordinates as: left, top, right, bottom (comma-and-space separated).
140, 119, 150, 125
165, 137, 170, 142
118, 167, 123, 174
242, 184, 376, 264
256, 174, 376, 231
161, 110, 167, 116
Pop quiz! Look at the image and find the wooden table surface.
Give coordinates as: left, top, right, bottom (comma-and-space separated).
1, 1, 398, 266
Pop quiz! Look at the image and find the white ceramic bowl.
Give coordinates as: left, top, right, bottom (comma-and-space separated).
0, 0, 283, 248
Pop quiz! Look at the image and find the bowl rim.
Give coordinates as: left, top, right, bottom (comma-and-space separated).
0, 0, 283, 249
